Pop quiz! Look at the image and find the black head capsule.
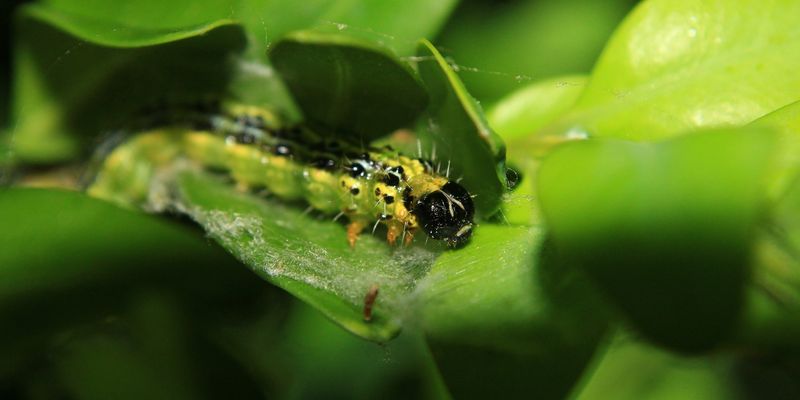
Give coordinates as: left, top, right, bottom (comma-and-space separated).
414, 181, 475, 247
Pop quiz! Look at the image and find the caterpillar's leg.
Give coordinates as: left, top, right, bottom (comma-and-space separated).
347, 220, 366, 248
403, 229, 415, 246
386, 221, 403, 246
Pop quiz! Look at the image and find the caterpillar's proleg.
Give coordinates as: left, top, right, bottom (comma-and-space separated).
347, 220, 366, 248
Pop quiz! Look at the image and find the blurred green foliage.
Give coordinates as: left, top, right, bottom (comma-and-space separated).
538, 128, 774, 352
437, 0, 637, 102
3, 0, 800, 399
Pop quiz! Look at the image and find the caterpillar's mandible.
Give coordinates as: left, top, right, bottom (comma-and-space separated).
88, 102, 475, 248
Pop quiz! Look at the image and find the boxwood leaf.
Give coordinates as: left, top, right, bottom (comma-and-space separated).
575, 335, 735, 400
552, 0, 800, 140
733, 105, 800, 352
0, 188, 257, 305
10, 4, 248, 164
268, 30, 428, 142
415, 39, 507, 217
486, 75, 591, 227
417, 225, 607, 398
538, 127, 775, 352
0, 187, 268, 373
482, 75, 591, 228
173, 169, 438, 342
750, 100, 800, 199
22, 3, 241, 47
488, 75, 588, 145
436, 0, 632, 102
38, 0, 458, 57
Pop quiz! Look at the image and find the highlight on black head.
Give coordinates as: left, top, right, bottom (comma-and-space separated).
414, 181, 475, 247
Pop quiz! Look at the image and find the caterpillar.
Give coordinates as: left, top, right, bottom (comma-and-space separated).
88, 101, 475, 248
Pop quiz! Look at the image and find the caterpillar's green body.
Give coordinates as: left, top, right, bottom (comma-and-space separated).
89, 103, 475, 247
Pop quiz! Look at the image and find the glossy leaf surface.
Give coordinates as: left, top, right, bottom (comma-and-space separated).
538, 128, 775, 352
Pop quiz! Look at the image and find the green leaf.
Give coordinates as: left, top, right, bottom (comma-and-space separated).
174, 169, 438, 342
575, 335, 735, 400
247, 302, 448, 399
0, 188, 262, 373
436, 0, 634, 102
11, 5, 249, 164
537, 128, 775, 352
268, 30, 428, 142
247, 0, 459, 56
750, 100, 800, 198
38, 0, 244, 31
0, 188, 250, 304
485, 75, 592, 228
35, 0, 458, 57
24, 3, 241, 48
733, 145, 800, 352
416, 39, 507, 217
9, 0, 459, 164
50, 291, 267, 400
554, 0, 800, 140
418, 225, 607, 398
40, 0, 457, 53
488, 74, 589, 169
488, 75, 588, 144
737, 260, 800, 354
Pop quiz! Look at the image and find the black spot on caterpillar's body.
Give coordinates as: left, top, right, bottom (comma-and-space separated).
311, 157, 337, 170
382, 166, 404, 186
384, 195, 394, 204
346, 158, 377, 178
347, 162, 366, 178
403, 189, 415, 211
382, 174, 399, 186
350, 187, 360, 195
